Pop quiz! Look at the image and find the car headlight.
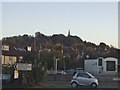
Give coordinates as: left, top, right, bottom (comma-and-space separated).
95, 79, 98, 84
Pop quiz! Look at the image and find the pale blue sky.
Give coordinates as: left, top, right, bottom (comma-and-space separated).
1, 2, 118, 48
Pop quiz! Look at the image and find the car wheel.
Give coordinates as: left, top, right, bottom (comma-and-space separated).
71, 82, 78, 88
91, 83, 97, 88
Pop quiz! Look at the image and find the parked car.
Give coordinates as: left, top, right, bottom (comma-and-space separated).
57, 71, 67, 75
70, 72, 98, 88
75, 68, 83, 72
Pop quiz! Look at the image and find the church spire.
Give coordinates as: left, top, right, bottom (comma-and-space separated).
68, 29, 70, 36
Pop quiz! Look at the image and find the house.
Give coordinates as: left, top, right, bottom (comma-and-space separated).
2, 44, 31, 65
0, 40, 2, 61
0, 40, 2, 74
118, 59, 120, 72
84, 57, 118, 75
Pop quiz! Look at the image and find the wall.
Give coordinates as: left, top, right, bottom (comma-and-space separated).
84, 57, 118, 75
84, 59, 99, 74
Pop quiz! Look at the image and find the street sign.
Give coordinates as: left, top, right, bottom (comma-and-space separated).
16, 63, 32, 71
14, 70, 19, 79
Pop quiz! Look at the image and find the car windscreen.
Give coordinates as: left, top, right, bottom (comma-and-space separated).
86, 72, 95, 78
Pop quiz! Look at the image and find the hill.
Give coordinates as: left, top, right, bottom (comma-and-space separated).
2, 31, 119, 59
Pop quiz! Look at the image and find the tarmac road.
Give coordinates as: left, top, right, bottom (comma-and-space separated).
2, 74, 120, 89
2, 80, 119, 89
37, 80, 119, 88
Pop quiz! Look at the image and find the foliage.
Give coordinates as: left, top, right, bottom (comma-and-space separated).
2, 32, 120, 70
2, 64, 14, 82
2, 64, 13, 74
39, 50, 63, 70
19, 52, 47, 87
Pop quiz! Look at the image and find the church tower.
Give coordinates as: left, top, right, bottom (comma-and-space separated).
68, 29, 70, 36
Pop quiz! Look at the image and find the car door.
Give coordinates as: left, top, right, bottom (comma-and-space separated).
80, 73, 92, 86
77, 72, 92, 86
77, 73, 85, 86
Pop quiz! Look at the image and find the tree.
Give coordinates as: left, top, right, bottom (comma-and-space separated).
39, 50, 64, 70
19, 52, 47, 87
2, 64, 14, 82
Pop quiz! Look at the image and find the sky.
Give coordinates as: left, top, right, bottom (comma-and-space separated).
1, 2, 119, 48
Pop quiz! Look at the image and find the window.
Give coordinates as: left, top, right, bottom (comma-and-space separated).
77, 73, 91, 78
77, 73, 82, 77
81, 73, 91, 78
27, 46, 31, 51
2, 45, 9, 51
98, 58, 102, 66
9, 57, 13, 61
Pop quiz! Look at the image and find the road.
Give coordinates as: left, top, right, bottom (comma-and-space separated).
36, 80, 119, 88
2, 74, 120, 89
35, 74, 120, 88
2, 79, 119, 89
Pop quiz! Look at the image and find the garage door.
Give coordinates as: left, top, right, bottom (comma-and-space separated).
106, 61, 115, 71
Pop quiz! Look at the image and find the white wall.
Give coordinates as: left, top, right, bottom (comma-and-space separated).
84, 59, 99, 74
84, 57, 118, 75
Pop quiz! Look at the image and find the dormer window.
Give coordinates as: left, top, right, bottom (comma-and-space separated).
27, 46, 31, 51
2, 45, 9, 51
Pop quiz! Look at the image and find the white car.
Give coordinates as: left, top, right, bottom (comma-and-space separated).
71, 72, 98, 88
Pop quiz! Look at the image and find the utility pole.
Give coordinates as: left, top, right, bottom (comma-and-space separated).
54, 56, 56, 74
63, 56, 66, 71
54, 56, 59, 74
